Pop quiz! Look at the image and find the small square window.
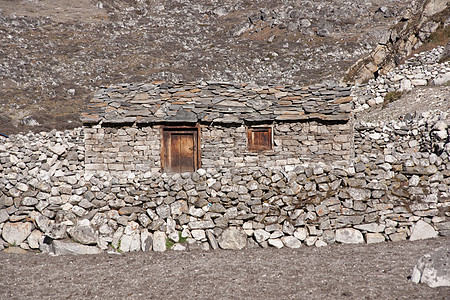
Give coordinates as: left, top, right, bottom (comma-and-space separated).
247, 127, 272, 151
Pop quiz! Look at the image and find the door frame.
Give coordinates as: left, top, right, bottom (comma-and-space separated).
161, 124, 201, 173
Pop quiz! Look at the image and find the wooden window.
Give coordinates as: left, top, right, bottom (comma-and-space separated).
247, 127, 272, 151
162, 126, 200, 173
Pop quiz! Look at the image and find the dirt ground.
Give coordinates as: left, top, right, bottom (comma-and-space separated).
0, 237, 449, 300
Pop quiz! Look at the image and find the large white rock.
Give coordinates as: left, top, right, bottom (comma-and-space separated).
304, 236, 317, 246
294, 227, 308, 241
218, 228, 247, 250
411, 246, 450, 287
432, 72, 450, 86
409, 220, 438, 241
191, 229, 206, 241
27, 230, 43, 249
68, 225, 98, 245
119, 234, 133, 252
50, 144, 66, 156
129, 233, 141, 252
268, 238, 284, 249
2, 222, 33, 245
400, 79, 412, 91
336, 228, 364, 244
281, 236, 302, 248
153, 231, 167, 252
254, 229, 270, 243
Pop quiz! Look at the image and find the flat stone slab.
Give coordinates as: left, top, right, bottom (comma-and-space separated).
51, 240, 102, 255
365, 233, 385, 244
152, 231, 167, 252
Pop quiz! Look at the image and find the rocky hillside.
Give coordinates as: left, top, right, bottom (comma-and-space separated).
0, 0, 447, 134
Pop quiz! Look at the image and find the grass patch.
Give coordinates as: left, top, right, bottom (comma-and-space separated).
166, 231, 188, 249
384, 91, 403, 103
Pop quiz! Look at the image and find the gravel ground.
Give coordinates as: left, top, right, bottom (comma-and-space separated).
1, 236, 449, 300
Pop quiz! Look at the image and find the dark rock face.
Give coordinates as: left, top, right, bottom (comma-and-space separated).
345, 0, 449, 83
0, 0, 412, 134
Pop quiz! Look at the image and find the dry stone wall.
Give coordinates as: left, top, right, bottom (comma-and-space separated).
84, 126, 161, 174
201, 121, 352, 169
353, 45, 450, 111
85, 120, 353, 176
1, 113, 448, 254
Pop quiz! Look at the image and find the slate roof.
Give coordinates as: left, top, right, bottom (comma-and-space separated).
81, 81, 353, 125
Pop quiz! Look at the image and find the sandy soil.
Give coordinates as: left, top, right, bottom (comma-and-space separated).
1, 236, 449, 300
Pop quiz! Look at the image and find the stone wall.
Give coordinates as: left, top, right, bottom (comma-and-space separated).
0, 111, 448, 254
84, 119, 353, 175
353, 45, 450, 111
84, 125, 161, 174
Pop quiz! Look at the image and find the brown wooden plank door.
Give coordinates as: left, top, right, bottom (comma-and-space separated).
171, 132, 195, 173
163, 129, 198, 173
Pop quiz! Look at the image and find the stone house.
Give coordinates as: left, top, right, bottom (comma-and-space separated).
81, 81, 353, 174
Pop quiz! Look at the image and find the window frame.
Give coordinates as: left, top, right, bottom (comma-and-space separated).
247, 126, 273, 152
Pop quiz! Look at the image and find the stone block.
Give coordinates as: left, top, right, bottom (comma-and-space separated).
389, 232, 407, 242
409, 220, 438, 241
281, 236, 302, 248
51, 240, 102, 255
365, 233, 385, 244
2, 222, 33, 245
336, 228, 364, 244
268, 238, 284, 249
153, 231, 167, 252
218, 228, 247, 250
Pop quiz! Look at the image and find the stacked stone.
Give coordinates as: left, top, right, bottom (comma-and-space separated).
81, 82, 352, 125
84, 126, 161, 173
85, 120, 353, 175
0, 128, 85, 251
0, 123, 448, 254
355, 110, 449, 159
201, 121, 352, 169
82, 81, 353, 174
353, 46, 450, 112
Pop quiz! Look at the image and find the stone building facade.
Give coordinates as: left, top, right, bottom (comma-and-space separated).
81, 81, 353, 175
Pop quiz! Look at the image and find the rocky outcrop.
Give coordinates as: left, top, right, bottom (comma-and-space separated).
345, 0, 449, 83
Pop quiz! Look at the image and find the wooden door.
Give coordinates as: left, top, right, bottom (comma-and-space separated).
162, 128, 199, 173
